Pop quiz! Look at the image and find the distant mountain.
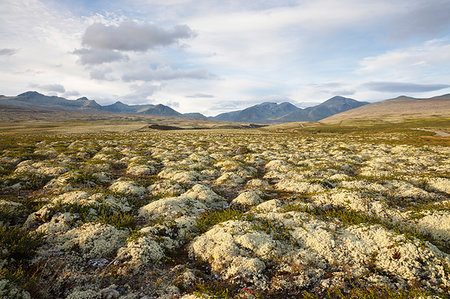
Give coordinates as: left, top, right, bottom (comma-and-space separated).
0, 91, 103, 112
322, 94, 450, 123
0, 91, 191, 118
9, 90, 445, 124
183, 112, 208, 120
75, 97, 103, 110
211, 97, 368, 123
139, 104, 181, 117
276, 96, 368, 122
213, 102, 300, 122
102, 101, 141, 113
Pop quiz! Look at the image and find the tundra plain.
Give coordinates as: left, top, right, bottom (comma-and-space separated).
0, 118, 449, 298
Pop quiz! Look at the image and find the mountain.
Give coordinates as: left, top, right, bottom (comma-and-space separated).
102, 101, 136, 113
0, 91, 189, 118
276, 96, 368, 122
213, 102, 300, 122
322, 94, 450, 123
0, 91, 103, 112
183, 112, 208, 120
75, 97, 103, 110
139, 104, 181, 117
211, 97, 368, 123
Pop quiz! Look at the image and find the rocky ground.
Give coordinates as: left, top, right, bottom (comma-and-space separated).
0, 128, 449, 298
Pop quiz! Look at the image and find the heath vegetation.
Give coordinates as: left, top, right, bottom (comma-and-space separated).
0, 119, 449, 298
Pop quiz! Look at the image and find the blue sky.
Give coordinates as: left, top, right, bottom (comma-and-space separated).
0, 0, 449, 115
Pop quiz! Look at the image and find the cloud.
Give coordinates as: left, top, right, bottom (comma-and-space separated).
333, 89, 355, 96
82, 21, 196, 51
361, 81, 450, 92
391, 0, 450, 40
186, 93, 214, 98
0, 48, 18, 56
30, 83, 66, 93
73, 48, 128, 65
119, 83, 162, 104
165, 100, 180, 108
63, 90, 81, 97
122, 66, 215, 82
358, 39, 450, 73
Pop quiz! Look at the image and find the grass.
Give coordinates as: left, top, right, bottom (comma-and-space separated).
195, 208, 245, 233
282, 202, 380, 227
300, 284, 437, 299
51, 201, 137, 231
66, 171, 101, 187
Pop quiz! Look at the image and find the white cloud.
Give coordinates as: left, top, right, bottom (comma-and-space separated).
361, 81, 450, 93
82, 21, 196, 51
122, 66, 215, 82
30, 83, 66, 93
0, 0, 449, 115
186, 93, 214, 98
0, 48, 18, 56
358, 39, 450, 75
73, 48, 128, 65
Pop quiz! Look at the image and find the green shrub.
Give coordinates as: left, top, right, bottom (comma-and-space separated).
195, 208, 244, 233
0, 226, 44, 264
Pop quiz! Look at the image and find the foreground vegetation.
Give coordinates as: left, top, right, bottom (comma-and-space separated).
0, 119, 449, 298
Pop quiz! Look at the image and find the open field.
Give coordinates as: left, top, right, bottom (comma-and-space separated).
0, 115, 258, 135
0, 118, 449, 298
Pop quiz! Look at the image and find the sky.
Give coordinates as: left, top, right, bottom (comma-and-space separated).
0, 0, 449, 115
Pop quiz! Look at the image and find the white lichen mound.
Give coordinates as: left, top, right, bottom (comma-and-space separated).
276, 179, 324, 193
66, 289, 99, 299
427, 177, 450, 194
53, 223, 126, 258
127, 164, 157, 176
117, 236, 165, 267
0, 280, 31, 299
231, 190, 264, 207
52, 191, 91, 205
181, 184, 227, 208
139, 196, 208, 220
36, 212, 75, 234
215, 172, 245, 185
109, 179, 146, 195
190, 220, 268, 287
148, 180, 185, 196
158, 168, 202, 184
416, 211, 450, 243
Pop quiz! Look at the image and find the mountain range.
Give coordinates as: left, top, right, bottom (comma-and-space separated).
212, 96, 368, 123
0, 91, 370, 124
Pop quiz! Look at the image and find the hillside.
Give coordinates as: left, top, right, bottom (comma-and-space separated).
322, 94, 450, 123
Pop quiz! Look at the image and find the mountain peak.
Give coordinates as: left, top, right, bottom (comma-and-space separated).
112, 100, 128, 106
324, 96, 354, 103
18, 91, 43, 97
76, 97, 89, 101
